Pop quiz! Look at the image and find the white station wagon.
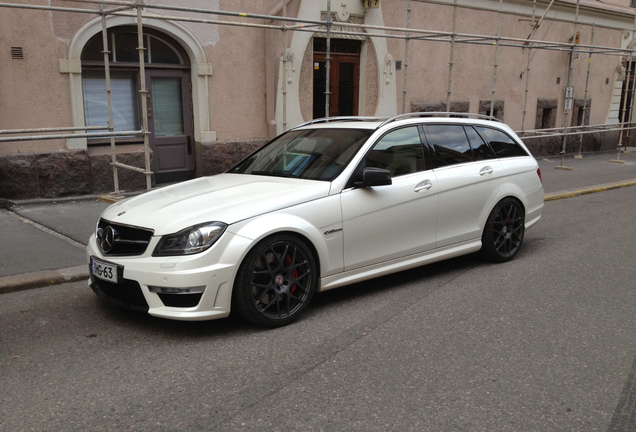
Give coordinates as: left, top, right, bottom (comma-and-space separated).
87, 113, 544, 327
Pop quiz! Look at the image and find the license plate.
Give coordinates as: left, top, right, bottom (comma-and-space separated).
91, 257, 120, 284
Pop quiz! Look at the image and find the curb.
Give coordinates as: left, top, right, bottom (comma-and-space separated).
544, 179, 636, 201
0, 265, 88, 295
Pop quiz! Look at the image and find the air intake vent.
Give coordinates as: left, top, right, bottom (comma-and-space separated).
11, 47, 24, 60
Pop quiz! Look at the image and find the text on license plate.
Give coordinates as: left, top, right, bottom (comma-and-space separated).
91, 258, 119, 284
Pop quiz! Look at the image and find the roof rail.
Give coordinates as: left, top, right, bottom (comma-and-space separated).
292, 116, 387, 129
378, 112, 502, 128
292, 112, 501, 131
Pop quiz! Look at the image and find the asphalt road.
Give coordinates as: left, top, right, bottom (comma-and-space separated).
1, 187, 636, 431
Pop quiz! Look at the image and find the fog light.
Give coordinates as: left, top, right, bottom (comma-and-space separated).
148, 286, 206, 295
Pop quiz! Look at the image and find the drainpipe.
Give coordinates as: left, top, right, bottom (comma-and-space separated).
266, 0, 294, 138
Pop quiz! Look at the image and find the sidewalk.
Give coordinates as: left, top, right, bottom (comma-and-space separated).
0, 198, 110, 293
1, 149, 635, 294
539, 148, 636, 200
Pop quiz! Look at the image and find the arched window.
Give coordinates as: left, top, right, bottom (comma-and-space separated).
80, 26, 196, 182
80, 26, 189, 143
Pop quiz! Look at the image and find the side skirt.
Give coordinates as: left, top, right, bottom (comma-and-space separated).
318, 239, 482, 292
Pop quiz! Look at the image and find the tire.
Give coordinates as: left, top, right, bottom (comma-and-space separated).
233, 234, 317, 328
480, 198, 525, 263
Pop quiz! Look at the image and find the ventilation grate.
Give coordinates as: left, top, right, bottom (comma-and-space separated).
11, 47, 24, 60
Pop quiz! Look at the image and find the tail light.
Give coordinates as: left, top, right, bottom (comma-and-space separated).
537, 167, 543, 184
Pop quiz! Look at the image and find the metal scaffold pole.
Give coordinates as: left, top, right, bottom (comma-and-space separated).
281, 0, 288, 131
100, 8, 119, 194
401, 0, 412, 114
325, 0, 332, 118
445, 0, 457, 112
521, 0, 537, 133
557, 0, 580, 170
136, 3, 152, 190
490, 0, 503, 118
576, 23, 595, 158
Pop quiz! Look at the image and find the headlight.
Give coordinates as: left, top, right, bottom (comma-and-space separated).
153, 222, 227, 256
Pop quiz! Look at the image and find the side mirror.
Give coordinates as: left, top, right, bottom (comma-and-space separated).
357, 167, 392, 187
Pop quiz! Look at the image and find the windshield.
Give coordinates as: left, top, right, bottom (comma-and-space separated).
228, 128, 372, 181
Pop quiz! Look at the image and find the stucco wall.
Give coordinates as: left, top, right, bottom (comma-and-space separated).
0, 7, 75, 155
381, 1, 624, 131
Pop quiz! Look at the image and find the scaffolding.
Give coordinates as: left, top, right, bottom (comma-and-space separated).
1, 0, 636, 195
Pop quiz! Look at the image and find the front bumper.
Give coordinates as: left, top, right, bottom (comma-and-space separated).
86, 232, 249, 321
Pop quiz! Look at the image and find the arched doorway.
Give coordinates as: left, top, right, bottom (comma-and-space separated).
312, 38, 361, 118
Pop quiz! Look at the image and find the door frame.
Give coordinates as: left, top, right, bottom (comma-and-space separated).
313, 38, 361, 118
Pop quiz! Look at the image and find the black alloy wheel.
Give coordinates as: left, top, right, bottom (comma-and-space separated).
480, 198, 525, 262
233, 235, 317, 327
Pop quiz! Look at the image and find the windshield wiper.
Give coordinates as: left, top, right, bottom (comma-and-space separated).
250, 171, 296, 178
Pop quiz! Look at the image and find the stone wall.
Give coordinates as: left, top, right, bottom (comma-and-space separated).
412, 101, 470, 113
519, 131, 619, 157
0, 134, 619, 201
0, 149, 150, 200
200, 140, 266, 176
0, 141, 266, 201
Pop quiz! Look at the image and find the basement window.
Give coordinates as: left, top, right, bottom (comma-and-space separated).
479, 100, 504, 121
535, 99, 558, 129
572, 99, 591, 126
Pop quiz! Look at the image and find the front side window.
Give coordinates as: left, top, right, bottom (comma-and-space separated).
230, 128, 372, 181
475, 126, 529, 158
364, 126, 424, 176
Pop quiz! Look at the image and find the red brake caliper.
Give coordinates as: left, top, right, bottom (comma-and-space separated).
285, 254, 298, 293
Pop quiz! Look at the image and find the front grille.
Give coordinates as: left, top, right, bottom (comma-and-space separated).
97, 219, 154, 256
90, 275, 149, 311
158, 293, 203, 308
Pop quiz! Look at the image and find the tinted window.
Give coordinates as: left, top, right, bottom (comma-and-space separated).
465, 126, 496, 160
365, 127, 424, 176
424, 125, 473, 167
475, 126, 529, 158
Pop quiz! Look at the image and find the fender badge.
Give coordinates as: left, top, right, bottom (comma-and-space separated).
324, 228, 343, 235
117, 211, 126, 217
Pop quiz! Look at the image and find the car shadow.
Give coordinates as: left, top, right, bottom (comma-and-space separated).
308, 253, 483, 312
87, 249, 537, 337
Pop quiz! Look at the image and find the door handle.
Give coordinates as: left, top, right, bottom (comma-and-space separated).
479, 166, 494, 176
414, 181, 433, 193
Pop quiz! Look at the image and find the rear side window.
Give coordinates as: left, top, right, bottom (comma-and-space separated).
475, 126, 529, 158
465, 126, 496, 160
424, 124, 473, 168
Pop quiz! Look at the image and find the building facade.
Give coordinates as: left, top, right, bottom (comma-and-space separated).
1, 0, 635, 199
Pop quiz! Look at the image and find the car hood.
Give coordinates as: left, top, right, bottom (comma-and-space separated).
100, 174, 331, 235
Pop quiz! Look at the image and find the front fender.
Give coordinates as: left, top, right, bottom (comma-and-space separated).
227, 195, 344, 278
